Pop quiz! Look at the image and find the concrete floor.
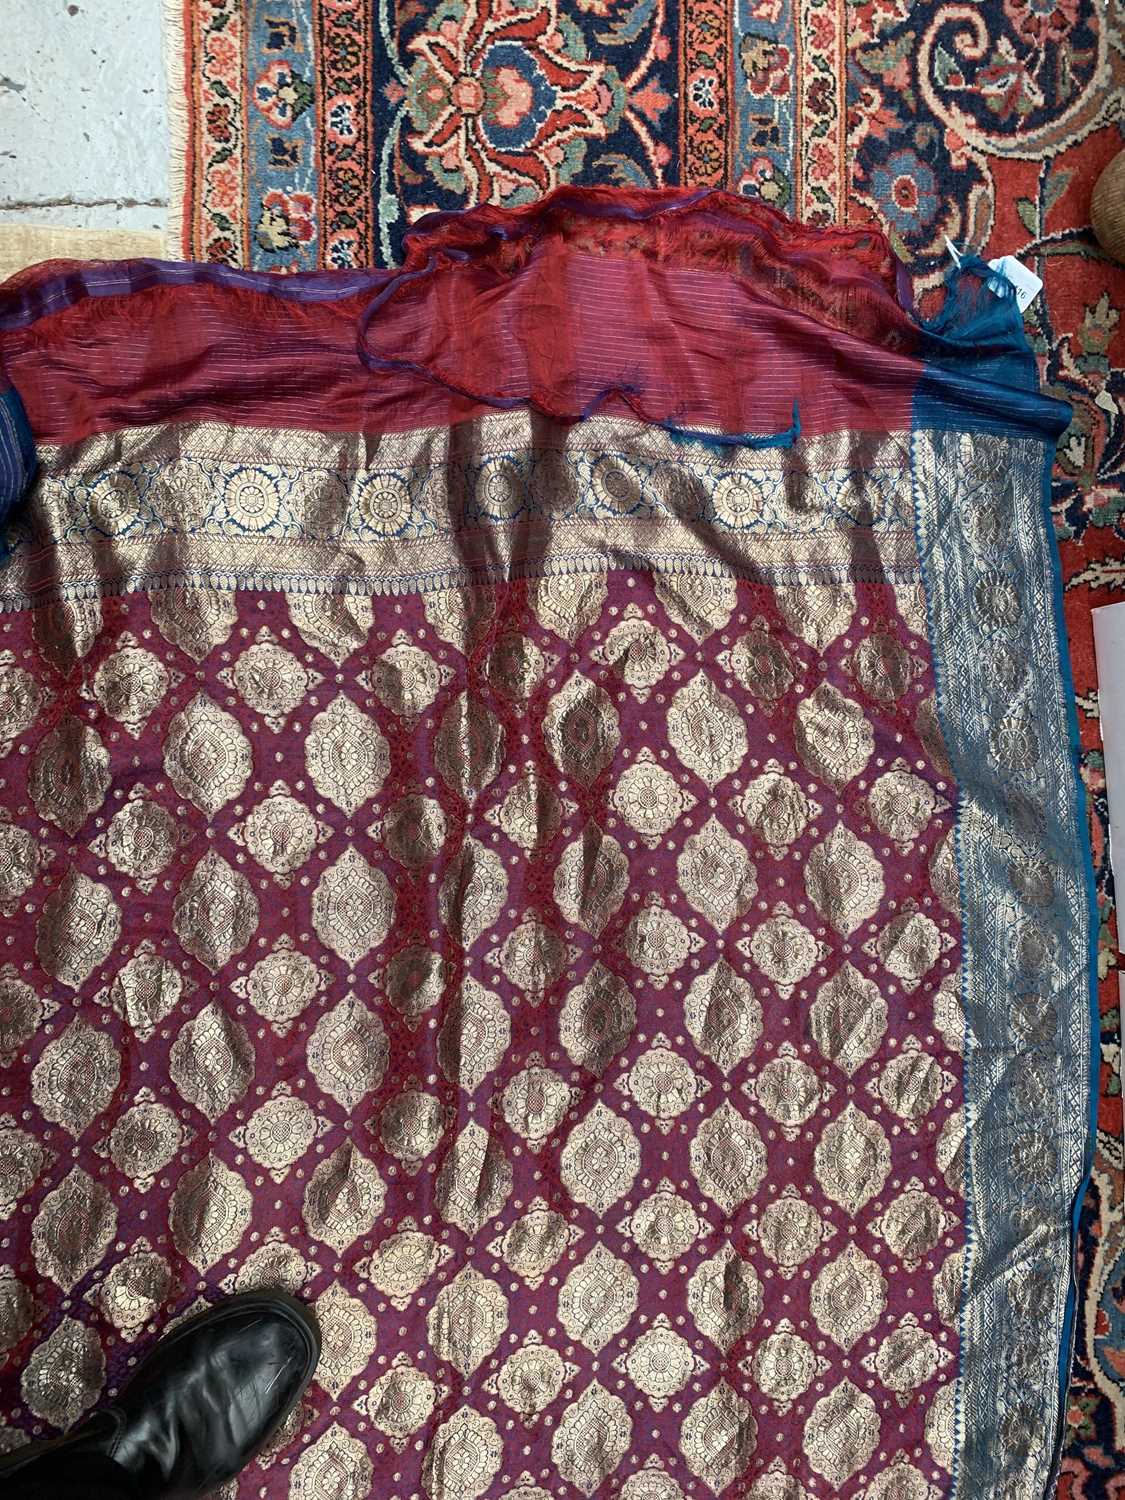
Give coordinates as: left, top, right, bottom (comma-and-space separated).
0, 0, 168, 232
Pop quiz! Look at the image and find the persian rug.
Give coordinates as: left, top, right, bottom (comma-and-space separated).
168, 2, 1125, 1486
0, 190, 1098, 1499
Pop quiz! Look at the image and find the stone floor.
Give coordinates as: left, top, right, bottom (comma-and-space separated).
0, 0, 167, 235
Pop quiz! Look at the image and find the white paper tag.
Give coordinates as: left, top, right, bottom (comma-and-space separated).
943, 238, 1041, 312
986, 254, 1043, 312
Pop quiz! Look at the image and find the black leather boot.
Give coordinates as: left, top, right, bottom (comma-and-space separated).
0, 1291, 320, 1500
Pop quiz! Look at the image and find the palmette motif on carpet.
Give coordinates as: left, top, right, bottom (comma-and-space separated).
0, 191, 1100, 1497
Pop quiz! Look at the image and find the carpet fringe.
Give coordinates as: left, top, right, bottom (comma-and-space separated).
162, 0, 190, 260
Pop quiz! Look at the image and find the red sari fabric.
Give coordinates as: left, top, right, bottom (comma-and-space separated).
0, 189, 1091, 1500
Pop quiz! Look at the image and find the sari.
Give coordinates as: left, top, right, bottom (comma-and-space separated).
0, 187, 1094, 1500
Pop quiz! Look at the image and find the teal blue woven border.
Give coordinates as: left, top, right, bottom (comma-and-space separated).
913, 426, 1096, 1500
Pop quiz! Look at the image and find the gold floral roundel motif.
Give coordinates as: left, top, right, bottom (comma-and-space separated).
867, 767, 942, 847
873, 1321, 942, 1394
237, 941, 322, 1030
754, 1191, 829, 1274
749, 1053, 823, 1130
365, 1361, 437, 1439
595, 612, 681, 697
624, 902, 693, 979
242, 1093, 318, 1177
501, 1064, 573, 1146
107, 1098, 184, 1185
847, 631, 917, 702
491, 1204, 574, 1287
497, 917, 567, 998
105, 799, 178, 886
92, 643, 170, 732
487, 764, 564, 852
725, 625, 796, 700
380, 1089, 444, 1168
624, 1045, 700, 1121
371, 637, 450, 718
626, 1181, 701, 1269
487, 631, 547, 701
744, 913, 823, 998
624, 1321, 696, 1403
239, 787, 321, 879
872, 909, 944, 988
497, 1340, 567, 1414
735, 767, 815, 855
750, 1327, 822, 1406
385, 944, 448, 1026
364, 1228, 444, 1305
96, 1246, 171, 1340
230, 637, 309, 727
611, 754, 696, 841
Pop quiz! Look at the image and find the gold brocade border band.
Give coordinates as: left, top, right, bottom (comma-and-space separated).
1, 415, 920, 608
0, 524, 924, 611
31, 411, 913, 488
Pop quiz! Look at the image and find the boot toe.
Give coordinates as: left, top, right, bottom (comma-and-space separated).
108, 1290, 322, 1497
